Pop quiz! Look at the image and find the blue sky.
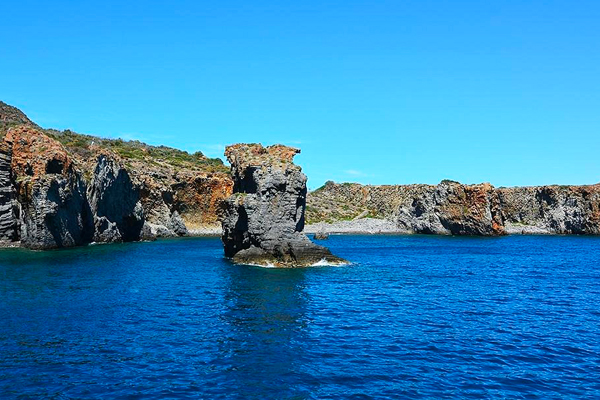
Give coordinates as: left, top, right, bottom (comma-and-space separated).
2, 1, 599, 189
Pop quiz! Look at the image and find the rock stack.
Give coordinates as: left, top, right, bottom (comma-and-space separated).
221, 143, 346, 266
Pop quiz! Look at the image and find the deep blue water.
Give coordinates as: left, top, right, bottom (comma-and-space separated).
1, 235, 600, 399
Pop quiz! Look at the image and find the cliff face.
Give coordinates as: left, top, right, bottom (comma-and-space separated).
498, 186, 600, 234
307, 181, 600, 236
222, 144, 345, 266
46, 132, 233, 234
6, 126, 94, 249
0, 102, 234, 249
89, 155, 145, 242
0, 142, 18, 243
2, 100, 599, 248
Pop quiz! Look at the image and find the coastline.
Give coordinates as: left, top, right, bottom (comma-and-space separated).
187, 225, 223, 237
185, 218, 559, 237
0, 220, 591, 251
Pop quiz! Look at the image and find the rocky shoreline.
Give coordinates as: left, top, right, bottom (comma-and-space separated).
2, 100, 600, 252
0, 101, 232, 250
307, 181, 600, 236
187, 219, 579, 237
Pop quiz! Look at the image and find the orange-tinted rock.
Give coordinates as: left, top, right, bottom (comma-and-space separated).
173, 172, 233, 228
222, 143, 345, 266
307, 181, 600, 236
6, 126, 73, 179
5, 126, 93, 249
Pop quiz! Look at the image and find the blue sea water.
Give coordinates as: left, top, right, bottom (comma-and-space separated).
1, 235, 600, 399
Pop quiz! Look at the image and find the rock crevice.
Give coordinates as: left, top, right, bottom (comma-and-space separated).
0, 126, 192, 249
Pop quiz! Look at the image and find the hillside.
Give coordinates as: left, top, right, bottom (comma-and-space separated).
307, 180, 600, 235
2, 100, 600, 248
0, 101, 233, 249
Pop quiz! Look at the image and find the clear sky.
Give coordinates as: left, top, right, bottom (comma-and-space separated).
2, 1, 599, 189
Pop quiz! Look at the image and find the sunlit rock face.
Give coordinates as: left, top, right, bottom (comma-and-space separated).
307, 180, 600, 236
0, 101, 235, 249
6, 126, 94, 249
221, 143, 345, 267
0, 142, 19, 244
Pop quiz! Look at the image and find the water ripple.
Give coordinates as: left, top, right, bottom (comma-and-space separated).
1, 235, 600, 398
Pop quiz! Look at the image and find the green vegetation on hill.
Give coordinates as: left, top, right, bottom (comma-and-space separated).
0, 100, 38, 137
0, 100, 228, 173
45, 129, 228, 173
306, 181, 385, 224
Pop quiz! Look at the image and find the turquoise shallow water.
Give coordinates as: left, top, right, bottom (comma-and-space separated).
1, 235, 600, 399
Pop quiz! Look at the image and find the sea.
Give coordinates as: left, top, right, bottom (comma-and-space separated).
1, 235, 600, 399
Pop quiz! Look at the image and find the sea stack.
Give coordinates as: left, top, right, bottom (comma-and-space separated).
221, 143, 346, 266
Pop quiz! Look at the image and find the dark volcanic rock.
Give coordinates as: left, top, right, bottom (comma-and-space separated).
308, 181, 600, 236
88, 154, 145, 243
0, 142, 19, 243
396, 181, 505, 235
497, 185, 600, 234
221, 143, 345, 266
19, 174, 94, 249
138, 177, 189, 239
7, 126, 94, 249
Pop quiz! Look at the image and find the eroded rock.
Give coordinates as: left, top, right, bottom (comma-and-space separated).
307, 180, 600, 236
7, 126, 94, 249
0, 142, 19, 244
88, 154, 145, 242
396, 181, 505, 235
497, 185, 600, 234
221, 144, 345, 266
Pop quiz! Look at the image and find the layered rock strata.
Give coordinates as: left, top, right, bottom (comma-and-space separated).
88, 154, 146, 243
0, 142, 18, 243
0, 126, 201, 249
6, 126, 94, 249
221, 144, 345, 266
307, 181, 600, 236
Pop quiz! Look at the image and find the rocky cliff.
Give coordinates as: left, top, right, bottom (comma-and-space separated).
2, 100, 599, 249
307, 181, 600, 236
88, 154, 146, 243
0, 101, 233, 249
221, 144, 345, 266
498, 186, 600, 234
0, 141, 18, 244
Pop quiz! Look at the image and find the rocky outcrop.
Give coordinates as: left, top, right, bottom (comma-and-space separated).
307, 181, 600, 236
0, 101, 37, 134
0, 126, 192, 249
88, 154, 145, 242
0, 100, 236, 249
498, 185, 600, 234
313, 231, 329, 240
396, 181, 504, 235
0, 142, 18, 243
2, 100, 599, 249
222, 144, 345, 266
7, 126, 94, 249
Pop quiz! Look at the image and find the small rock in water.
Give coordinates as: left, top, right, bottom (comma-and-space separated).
314, 231, 329, 240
